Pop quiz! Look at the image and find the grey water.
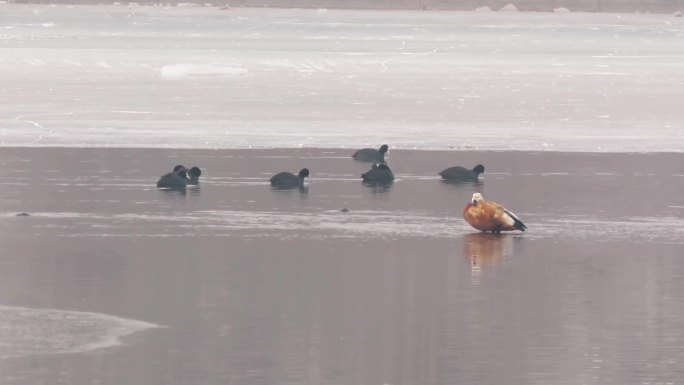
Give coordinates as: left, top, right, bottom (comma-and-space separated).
0, 147, 683, 385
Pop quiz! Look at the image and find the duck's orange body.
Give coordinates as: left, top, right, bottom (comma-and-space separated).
463, 193, 526, 233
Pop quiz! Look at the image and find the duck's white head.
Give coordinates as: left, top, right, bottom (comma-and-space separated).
471, 193, 484, 205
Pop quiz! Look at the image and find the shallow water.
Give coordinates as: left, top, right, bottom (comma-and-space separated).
1, 5, 684, 151
0, 147, 683, 385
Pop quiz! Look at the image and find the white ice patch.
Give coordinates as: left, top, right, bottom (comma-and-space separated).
499, 3, 519, 11
0, 305, 160, 359
23, 59, 45, 66
160, 64, 248, 78
62, 59, 82, 67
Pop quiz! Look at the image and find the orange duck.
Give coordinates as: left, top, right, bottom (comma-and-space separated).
463, 193, 527, 233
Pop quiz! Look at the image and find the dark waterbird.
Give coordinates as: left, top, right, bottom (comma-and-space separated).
352, 144, 389, 163
157, 167, 188, 189
439, 164, 485, 182
171, 164, 202, 185
187, 166, 202, 185
361, 163, 394, 183
270, 168, 309, 189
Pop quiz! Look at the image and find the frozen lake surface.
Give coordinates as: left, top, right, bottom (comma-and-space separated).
1, 4, 683, 151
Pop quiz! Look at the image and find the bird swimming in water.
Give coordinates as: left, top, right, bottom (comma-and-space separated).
439, 164, 485, 182
157, 167, 188, 190
361, 163, 394, 183
270, 168, 309, 188
352, 144, 389, 163
463, 193, 526, 233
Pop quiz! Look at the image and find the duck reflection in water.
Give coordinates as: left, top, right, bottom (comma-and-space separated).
158, 186, 187, 197
463, 233, 513, 270
440, 178, 484, 188
272, 185, 309, 194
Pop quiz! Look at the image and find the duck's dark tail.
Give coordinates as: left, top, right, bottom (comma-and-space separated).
514, 218, 527, 232
504, 209, 527, 232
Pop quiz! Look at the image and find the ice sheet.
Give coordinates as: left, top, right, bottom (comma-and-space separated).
1, 5, 683, 152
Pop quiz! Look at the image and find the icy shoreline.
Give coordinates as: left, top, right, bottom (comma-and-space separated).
1, 5, 682, 153
2, 131, 682, 153
4, 1, 684, 14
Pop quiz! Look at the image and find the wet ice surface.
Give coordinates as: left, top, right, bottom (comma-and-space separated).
1, 148, 683, 243
6, 209, 684, 244
1, 5, 684, 151
0, 147, 683, 385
